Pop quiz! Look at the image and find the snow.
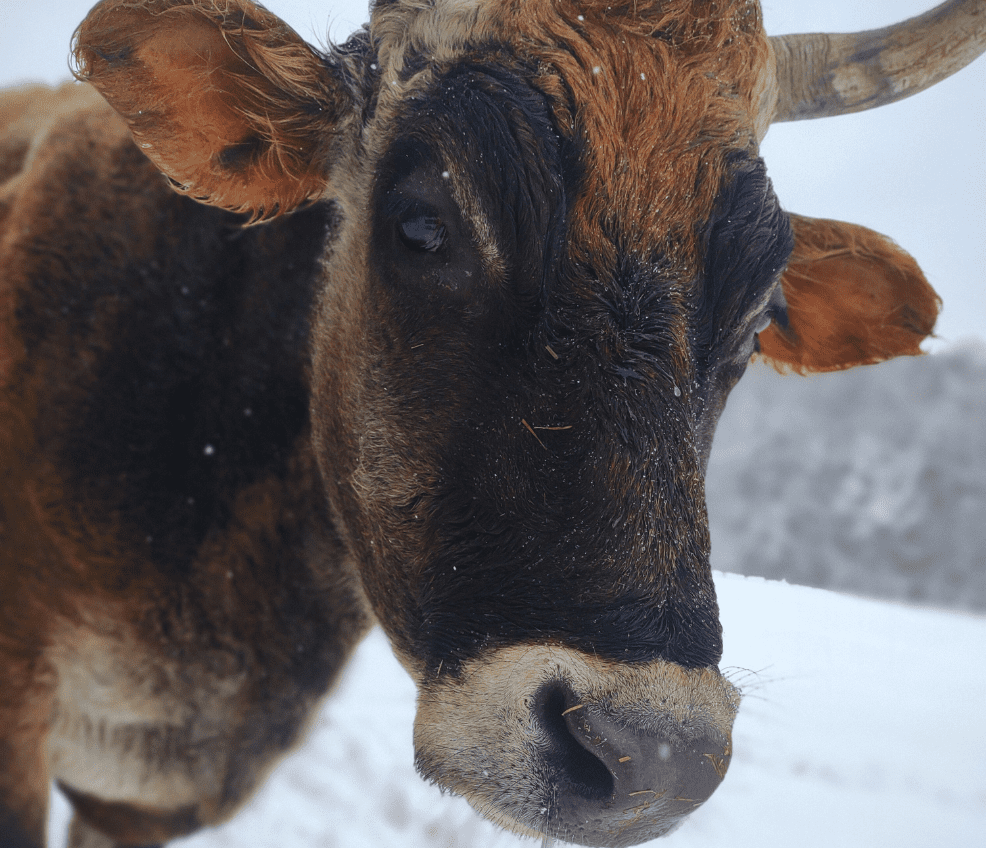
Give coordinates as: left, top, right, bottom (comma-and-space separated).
187, 577, 985, 847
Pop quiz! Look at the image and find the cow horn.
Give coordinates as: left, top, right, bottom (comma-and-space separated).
770, 0, 986, 122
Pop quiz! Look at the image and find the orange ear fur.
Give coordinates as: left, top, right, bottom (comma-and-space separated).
72, 0, 353, 221
757, 214, 941, 373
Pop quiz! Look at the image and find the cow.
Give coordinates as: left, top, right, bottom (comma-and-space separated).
1, 1, 983, 847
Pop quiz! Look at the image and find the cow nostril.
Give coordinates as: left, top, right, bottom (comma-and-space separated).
535, 685, 614, 802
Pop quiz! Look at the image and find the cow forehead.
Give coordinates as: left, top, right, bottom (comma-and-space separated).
369, 0, 775, 266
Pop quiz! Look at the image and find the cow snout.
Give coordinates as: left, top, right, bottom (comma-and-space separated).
413, 645, 740, 848
533, 681, 732, 845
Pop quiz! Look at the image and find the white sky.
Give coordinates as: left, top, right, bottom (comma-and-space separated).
5, 1, 983, 346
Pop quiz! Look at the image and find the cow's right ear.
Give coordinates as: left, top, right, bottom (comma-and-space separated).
757, 214, 941, 373
72, 0, 355, 221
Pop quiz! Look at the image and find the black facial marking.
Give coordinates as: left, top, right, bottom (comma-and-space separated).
369, 56, 569, 349
682, 153, 794, 460
693, 153, 794, 369
373, 140, 482, 308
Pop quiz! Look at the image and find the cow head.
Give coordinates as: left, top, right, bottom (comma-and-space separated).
73, 1, 972, 845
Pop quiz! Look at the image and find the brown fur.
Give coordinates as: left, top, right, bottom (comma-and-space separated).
501, 1, 771, 262
759, 214, 941, 372
0, 93, 139, 848
72, 0, 355, 221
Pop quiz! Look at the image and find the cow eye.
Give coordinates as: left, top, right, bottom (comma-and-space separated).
397, 202, 447, 253
756, 285, 790, 334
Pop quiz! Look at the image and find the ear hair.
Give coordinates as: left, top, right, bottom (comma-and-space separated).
757, 214, 940, 373
72, 0, 355, 222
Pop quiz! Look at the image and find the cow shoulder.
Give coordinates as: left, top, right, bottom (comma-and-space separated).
0, 79, 367, 757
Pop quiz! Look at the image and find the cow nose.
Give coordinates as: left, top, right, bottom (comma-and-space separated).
413, 645, 739, 848
533, 681, 732, 846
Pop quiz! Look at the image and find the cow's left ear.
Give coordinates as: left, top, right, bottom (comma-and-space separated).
756, 214, 941, 373
72, 0, 356, 221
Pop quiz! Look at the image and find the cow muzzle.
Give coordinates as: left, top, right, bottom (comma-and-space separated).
413, 644, 741, 847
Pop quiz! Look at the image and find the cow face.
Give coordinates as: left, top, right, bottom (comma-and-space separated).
74, 1, 940, 845
313, 62, 794, 670
309, 11, 793, 841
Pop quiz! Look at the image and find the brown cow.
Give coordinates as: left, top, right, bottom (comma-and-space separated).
1, 2, 982, 847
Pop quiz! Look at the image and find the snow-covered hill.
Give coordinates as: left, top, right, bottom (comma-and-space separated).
49, 573, 986, 848
707, 345, 986, 611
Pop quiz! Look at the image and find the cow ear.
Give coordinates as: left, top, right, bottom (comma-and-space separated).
72, 0, 354, 222
756, 214, 941, 373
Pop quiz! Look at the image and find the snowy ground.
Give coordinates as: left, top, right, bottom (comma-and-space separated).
48, 571, 986, 848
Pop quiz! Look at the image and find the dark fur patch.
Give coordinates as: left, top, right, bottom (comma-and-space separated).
58, 782, 199, 844
0, 813, 38, 848
216, 136, 269, 171
693, 153, 794, 368
16, 192, 327, 577
381, 52, 571, 299
349, 76, 793, 679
